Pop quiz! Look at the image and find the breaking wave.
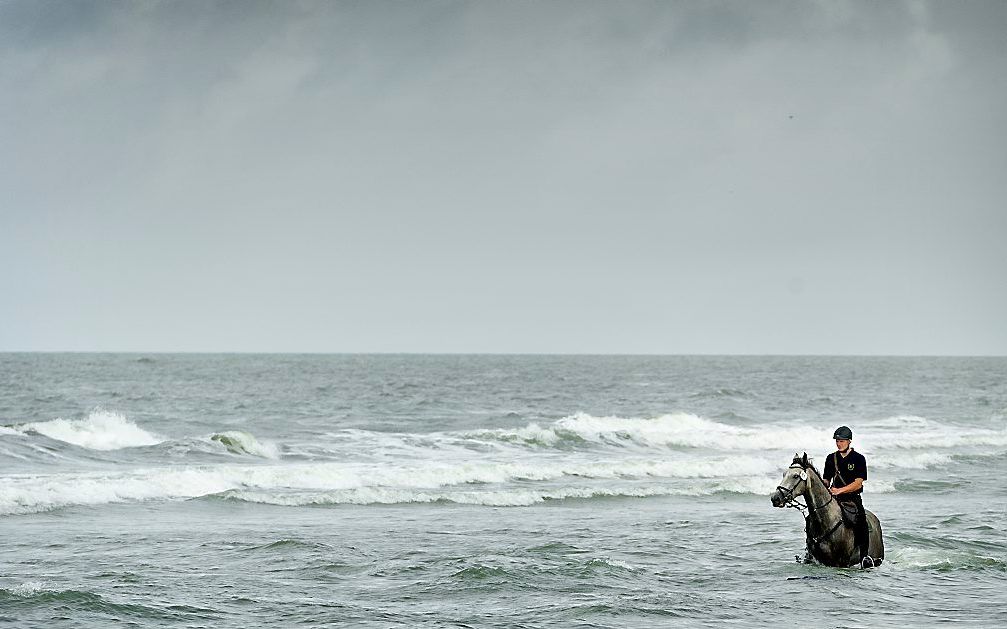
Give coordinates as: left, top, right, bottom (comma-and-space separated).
0, 408, 990, 515
209, 431, 279, 458
464, 412, 826, 451
0, 453, 900, 516
462, 412, 1007, 455
214, 476, 896, 507
5, 409, 164, 451
864, 415, 1007, 450
5, 410, 1002, 465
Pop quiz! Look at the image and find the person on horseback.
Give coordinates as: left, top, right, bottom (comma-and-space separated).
823, 425, 873, 568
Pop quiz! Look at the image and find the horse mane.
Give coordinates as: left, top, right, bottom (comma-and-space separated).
791, 453, 822, 480
806, 460, 822, 479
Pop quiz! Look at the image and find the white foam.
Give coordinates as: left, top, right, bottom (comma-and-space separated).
230, 456, 776, 491
856, 415, 1007, 451
464, 412, 1007, 461
219, 475, 793, 507
13, 410, 163, 450
0, 454, 785, 515
864, 479, 895, 493
0, 467, 236, 515
886, 547, 955, 569
710, 476, 778, 495
0, 421, 920, 516
0, 465, 890, 515
469, 412, 833, 453
870, 451, 952, 470
6, 581, 56, 597
881, 546, 1004, 570
871, 415, 931, 428
220, 484, 701, 507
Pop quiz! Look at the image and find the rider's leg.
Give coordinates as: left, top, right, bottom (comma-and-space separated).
854, 498, 869, 560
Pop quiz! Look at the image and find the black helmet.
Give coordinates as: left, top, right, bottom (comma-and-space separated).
833, 425, 853, 440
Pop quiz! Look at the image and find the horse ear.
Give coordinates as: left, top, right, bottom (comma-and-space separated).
801, 452, 809, 467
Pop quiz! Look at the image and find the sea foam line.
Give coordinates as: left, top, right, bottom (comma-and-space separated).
215, 476, 895, 508
0, 453, 899, 516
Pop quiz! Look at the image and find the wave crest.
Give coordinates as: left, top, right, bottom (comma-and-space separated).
210, 431, 279, 458
10, 410, 163, 451
468, 412, 826, 451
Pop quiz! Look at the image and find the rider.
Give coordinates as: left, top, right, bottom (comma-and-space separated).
823, 425, 872, 568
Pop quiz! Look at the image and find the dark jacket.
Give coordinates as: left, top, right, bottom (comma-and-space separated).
823, 449, 867, 498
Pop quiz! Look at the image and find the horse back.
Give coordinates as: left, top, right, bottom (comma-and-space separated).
865, 509, 885, 561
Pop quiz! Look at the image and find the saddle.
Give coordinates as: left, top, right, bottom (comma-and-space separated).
839, 500, 859, 528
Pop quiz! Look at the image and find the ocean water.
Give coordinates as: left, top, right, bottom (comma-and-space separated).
1, 354, 1005, 628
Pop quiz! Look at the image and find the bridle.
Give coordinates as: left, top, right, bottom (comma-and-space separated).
777, 463, 843, 549
775, 464, 812, 512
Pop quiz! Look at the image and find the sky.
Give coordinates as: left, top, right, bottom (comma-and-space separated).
1, 0, 1005, 354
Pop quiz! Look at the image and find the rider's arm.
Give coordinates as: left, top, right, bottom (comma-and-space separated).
833, 478, 863, 494
822, 456, 834, 488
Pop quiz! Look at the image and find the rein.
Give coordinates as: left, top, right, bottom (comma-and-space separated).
777, 463, 842, 549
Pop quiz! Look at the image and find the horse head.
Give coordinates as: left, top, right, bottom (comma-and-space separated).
771, 452, 810, 508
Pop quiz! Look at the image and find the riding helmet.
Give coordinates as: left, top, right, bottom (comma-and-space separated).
833, 425, 853, 440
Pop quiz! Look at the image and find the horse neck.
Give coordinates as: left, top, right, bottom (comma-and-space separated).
802, 468, 839, 523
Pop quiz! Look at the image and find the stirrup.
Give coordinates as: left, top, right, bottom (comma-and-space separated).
860, 556, 875, 569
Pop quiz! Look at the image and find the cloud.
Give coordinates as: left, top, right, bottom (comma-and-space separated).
1, 1, 1004, 353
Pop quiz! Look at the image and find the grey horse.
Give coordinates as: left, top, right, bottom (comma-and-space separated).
771, 452, 884, 567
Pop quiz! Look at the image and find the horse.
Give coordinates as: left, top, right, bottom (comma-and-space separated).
770, 452, 884, 567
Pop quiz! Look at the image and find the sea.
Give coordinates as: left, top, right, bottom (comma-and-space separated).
1, 354, 1005, 628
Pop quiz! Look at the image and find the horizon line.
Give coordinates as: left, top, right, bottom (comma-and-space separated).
1, 351, 1005, 358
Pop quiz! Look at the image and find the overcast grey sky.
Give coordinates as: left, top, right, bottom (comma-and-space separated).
1, 0, 1004, 354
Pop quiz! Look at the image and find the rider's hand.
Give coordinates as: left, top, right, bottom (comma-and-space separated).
829, 486, 841, 496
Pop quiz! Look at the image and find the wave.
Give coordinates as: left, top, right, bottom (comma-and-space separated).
892, 479, 962, 493
870, 451, 953, 469
687, 388, 753, 400
870, 415, 931, 429
0, 458, 744, 515
460, 412, 1007, 456
6, 409, 1001, 466
209, 431, 279, 458
0, 582, 216, 620
5, 409, 164, 451
463, 412, 828, 451
2, 581, 56, 597
215, 475, 899, 507
213, 480, 774, 508
884, 546, 1007, 572
0, 453, 901, 515
862, 414, 1007, 450
0, 409, 978, 515
0, 467, 237, 515
213, 486, 667, 507
1, 410, 281, 461
244, 539, 329, 552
